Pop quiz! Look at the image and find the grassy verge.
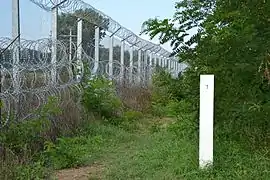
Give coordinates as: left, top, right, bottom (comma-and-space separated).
47, 115, 269, 180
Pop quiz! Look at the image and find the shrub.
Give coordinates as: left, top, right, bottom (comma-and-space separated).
81, 76, 123, 119
151, 69, 185, 117
123, 110, 143, 122
0, 96, 61, 154
42, 137, 90, 169
0, 96, 62, 180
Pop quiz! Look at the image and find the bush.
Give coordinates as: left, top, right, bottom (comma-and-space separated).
81, 76, 123, 119
0, 96, 62, 180
123, 110, 143, 122
42, 137, 90, 169
151, 69, 185, 117
152, 68, 184, 104
0, 96, 61, 154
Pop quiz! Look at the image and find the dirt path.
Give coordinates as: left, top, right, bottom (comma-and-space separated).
56, 162, 104, 180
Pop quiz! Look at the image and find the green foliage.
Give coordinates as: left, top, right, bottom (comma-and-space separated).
143, 0, 270, 150
140, 1, 270, 178
13, 161, 50, 180
101, 110, 144, 133
152, 69, 183, 104
141, 0, 214, 54
122, 110, 143, 122
0, 96, 61, 180
81, 76, 123, 119
42, 122, 135, 170
43, 137, 91, 169
103, 116, 269, 179
0, 96, 61, 153
117, 110, 144, 131
151, 69, 184, 117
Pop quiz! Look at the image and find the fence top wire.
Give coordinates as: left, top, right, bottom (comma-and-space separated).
29, 0, 178, 61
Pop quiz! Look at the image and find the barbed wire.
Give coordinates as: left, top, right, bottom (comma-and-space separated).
0, 36, 158, 128
0, 0, 183, 128
0, 37, 83, 127
29, 0, 176, 59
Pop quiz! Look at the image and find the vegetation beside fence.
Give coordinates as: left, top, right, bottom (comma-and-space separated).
1, 0, 270, 179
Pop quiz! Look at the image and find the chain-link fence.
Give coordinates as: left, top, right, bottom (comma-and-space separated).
0, 0, 185, 127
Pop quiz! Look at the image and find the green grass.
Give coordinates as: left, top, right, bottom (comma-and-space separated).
46, 117, 269, 180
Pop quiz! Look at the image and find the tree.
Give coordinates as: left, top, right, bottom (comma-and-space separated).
142, 0, 270, 147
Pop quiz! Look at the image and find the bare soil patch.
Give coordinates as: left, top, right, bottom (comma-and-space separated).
55, 162, 104, 180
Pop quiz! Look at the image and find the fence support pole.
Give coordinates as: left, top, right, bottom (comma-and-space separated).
164, 58, 166, 69
153, 53, 156, 68
129, 46, 133, 84
12, 0, 20, 89
76, 18, 83, 81
149, 52, 152, 84
173, 61, 178, 76
144, 51, 148, 84
120, 40, 125, 84
93, 27, 100, 76
172, 60, 175, 73
12, 0, 20, 119
137, 49, 142, 85
51, 5, 57, 84
176, 62, 179, 76
109, 36, 113, 79
69, 28, 72, 62
159, 57, 162, 68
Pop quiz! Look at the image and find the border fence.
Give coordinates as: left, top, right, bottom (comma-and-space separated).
0, 0, 185, 128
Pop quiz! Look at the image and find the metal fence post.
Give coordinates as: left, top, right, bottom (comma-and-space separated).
51, 4, 57, 84
144, 50, 148, 84
173, 61, 176, 76
12, 0, 20, 91
159, 56, 162, 68
137, 49, 142, 85
164, 58, 166, 69
109, 36, 113, 79
149, 52, 152, 84
120, 40, 125, 83
93, 26, 100, 75
129, 46, 133, 84
155, 55, 159, 67
153, 53, 156, 68
69, 28, 72, 62
12, 0, 20, 119
76, 18, 83, 81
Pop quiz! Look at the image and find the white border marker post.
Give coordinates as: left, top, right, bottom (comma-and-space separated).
199, 74, 214, 168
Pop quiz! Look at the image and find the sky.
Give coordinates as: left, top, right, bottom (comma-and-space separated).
0, 0, 177, 51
